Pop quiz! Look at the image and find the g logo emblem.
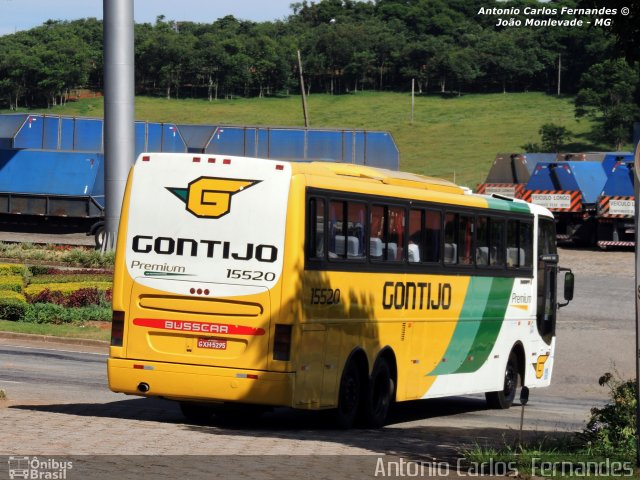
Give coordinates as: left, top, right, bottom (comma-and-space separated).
167, 177, 260, 219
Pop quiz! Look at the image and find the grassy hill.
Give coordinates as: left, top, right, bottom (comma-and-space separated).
30, 91, 608, 187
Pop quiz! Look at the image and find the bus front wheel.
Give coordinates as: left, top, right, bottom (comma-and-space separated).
485, 351, 519, 409
334, 360, 362, 429
364, 358, 393, 428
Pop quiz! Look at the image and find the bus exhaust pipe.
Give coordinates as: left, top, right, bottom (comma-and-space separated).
137, 382, 150, 393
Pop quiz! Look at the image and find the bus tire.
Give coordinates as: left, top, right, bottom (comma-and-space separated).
94, 225, 105, 249
485, 351, 519, 409
179, 402, 215, 424
334, 359, 362, 429
364, 358, 393, 428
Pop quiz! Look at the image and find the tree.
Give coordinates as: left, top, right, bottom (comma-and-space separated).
575, 58, 640, 150
539, 123, 572, 152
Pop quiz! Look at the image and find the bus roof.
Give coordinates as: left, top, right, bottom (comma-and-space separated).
299, 162, 465, 195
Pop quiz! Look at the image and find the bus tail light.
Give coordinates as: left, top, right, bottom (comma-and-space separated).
273, 324, 292, 361
111, 311, 125, 346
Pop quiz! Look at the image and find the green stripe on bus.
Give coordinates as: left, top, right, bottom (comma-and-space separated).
428, 277, 493, 376
485, 197, 531, 214
454, 277, 514, 373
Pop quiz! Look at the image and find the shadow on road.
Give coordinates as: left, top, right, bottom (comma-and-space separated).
10, 396, 553, 461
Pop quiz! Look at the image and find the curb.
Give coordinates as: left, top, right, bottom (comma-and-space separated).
0, 330, 109, 348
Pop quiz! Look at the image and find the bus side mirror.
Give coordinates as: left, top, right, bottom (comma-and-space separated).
558, 269, 574, 308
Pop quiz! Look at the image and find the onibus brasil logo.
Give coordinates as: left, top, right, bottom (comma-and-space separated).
167, 176, 260, 219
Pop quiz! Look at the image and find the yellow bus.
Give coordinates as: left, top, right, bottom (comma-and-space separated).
108, 153, 573, 428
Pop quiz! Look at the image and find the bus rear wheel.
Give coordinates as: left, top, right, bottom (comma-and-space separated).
334, 360, 362, 429
364, 358, 393, 428
485, 351, 519, 409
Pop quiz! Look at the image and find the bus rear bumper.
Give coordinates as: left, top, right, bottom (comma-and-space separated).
108, 357, 294, 407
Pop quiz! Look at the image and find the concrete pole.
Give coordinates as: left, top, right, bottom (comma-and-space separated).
634, 142, 640, 469
102, 0, 135, 251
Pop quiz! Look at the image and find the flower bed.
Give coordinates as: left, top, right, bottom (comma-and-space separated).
0, 263, 113, 324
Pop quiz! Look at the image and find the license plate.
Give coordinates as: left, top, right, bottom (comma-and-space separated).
197, 338, 227, 350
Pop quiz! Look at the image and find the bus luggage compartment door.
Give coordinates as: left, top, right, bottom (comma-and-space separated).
126, 279, 272, 371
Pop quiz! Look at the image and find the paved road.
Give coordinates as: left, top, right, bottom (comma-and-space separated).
0, 247, 634, 478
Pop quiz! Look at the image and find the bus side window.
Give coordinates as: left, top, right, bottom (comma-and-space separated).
476, 216, 489, 266
328, 200, 346, 259
388, 206, 406, 262
424, 210, 442, 263
444, 213, 457, 264
309, 198, 325, 259
520, 221, 533, 267
408, 209, 423, 263
490, 219, 506, 266
507, 221, 519, 267
458, 215, 473, 265
507, 220, 533, 268
370, 205, 386, 260
347, 202, 366, 259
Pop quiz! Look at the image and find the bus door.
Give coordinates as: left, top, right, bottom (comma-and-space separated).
537, 219, 558, 340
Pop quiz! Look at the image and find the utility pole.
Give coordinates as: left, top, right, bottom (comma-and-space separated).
557, 53, 562, 97
411, 78, 415, 124
102, 0, 135, 251
298, 50, 310, 128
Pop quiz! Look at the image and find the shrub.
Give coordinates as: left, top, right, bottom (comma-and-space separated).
26, 289, 66, 305
580, 372, 636, 460
61, 249, 115, 268
0, 275, 24, 292
24, 285, 111, 307
25, 282, 112, 298
0, 263, 28, 278
0, 290, 28, 321
28, 265, 52, 276
66, 288, 102, 307
23, 303, 112, 324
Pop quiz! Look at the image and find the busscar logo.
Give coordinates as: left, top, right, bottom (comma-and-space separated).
167, 176, 260, 219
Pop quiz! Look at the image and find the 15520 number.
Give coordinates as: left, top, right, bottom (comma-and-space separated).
310, 288, 341, 305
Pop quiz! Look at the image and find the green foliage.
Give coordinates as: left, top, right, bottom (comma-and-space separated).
61, 248, 115, 268
0, 0, 627, 108
0, 263, 29, 278
23, 303, 112, 324
0, 242, 114, 267
575, 58, 640, 150
521, 142, 542, 153
0, 290, 27, 303
0, 275, 25, 292
28, 265, 51, 276
580, 372, 637, 460
0, 290, 28, 321
539, 123, 572, 153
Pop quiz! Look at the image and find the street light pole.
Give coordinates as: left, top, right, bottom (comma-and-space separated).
102, 0, 135, 251
634, 141, 640, 468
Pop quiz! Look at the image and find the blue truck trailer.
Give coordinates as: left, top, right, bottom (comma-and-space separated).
0, 114, 399, 246
596, 153, 635, 248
